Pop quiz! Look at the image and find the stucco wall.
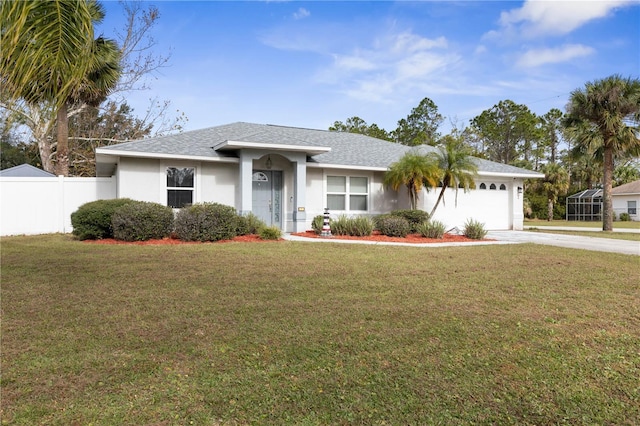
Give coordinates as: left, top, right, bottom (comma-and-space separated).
613, 194, 640, 221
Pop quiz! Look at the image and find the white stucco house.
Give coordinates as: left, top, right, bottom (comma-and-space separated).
612, 179, 640, 221
95, 122, 543, 232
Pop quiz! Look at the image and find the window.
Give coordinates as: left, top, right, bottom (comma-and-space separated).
489, 183, 497, 190
327, 175, 368, 211
499, 184, 507, 190
167, 167, 194, 208
479, 183, 486, 190
628, 201, 637, 215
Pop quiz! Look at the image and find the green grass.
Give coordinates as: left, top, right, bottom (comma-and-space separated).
2, 234, 639, 425
525, 219, 640, 230
526, 228, 640, 241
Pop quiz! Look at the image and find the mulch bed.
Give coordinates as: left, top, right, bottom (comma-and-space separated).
291, 230, 489, 244
83, 231, 490, 245
83, 234, 279, 245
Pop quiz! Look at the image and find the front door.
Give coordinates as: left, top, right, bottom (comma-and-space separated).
252, 170, 282, 228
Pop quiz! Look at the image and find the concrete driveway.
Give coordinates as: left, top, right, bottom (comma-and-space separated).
488, 230, 640, 256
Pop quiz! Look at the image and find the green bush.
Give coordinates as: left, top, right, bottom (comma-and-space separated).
390, 209, 429, 232
237, 212, 266, 235
417, 220, 446, 239
463, 218, 487, 240
174, 203, 239, 242
330, 215, 351, 236
377, 216, 410, 237
259, 225, 282, 240
71, 198, 135, 240
619, 212, 631, 221
347, 216, 374, 237
311, 215, 325, 234
112, 201, 174, 241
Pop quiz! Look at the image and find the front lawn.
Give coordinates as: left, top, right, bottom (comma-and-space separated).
2, 235, 639, 424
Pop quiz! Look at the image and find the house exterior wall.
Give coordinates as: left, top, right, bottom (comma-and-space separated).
0, 176, 116, 236
613, 194, 640, 221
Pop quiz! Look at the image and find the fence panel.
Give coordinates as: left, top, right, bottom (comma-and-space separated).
0, 176, 116, 236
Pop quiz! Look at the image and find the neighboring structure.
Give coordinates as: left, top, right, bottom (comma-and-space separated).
612, 179, 640, 221
566, 189, 603, 221
566, 180, 640, 222
0, 163, 55, 177
96, 122, 543, 232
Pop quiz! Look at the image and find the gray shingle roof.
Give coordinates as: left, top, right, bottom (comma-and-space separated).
611, 179, 640, 194
0, 164, 55, 177
98, 122, 542, 176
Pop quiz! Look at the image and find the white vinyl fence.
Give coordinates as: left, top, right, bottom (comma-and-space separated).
0, 176, 116, 236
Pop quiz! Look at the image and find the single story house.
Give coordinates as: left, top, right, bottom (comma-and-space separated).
96, 122, 543, 232
612, 179, 640, 221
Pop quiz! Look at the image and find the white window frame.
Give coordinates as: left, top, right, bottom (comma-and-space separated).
326, 174, 369, 212
166, 166, 195, 208
628, 200, 637, 216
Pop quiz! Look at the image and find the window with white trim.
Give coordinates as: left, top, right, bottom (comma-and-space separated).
167, 167, 194, 208
628, 201, 637, 215
326, 175, 368, 211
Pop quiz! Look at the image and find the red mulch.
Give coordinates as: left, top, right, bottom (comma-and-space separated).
84, 231, 490, 245
291, 230, 490, 244
84, 234, 280, 245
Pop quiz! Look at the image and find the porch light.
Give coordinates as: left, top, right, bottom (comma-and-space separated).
517, 186, 523, 196
266, 155, 272, 169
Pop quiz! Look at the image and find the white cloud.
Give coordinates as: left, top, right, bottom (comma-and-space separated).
498, 0, 635, 37
293, 7, 310, 20
516, 44, 595, 68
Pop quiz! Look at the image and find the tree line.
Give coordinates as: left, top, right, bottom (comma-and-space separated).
329, 77, 640, 231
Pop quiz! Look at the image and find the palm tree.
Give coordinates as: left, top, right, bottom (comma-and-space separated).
539, 163, 570, 221
1, 1, 120, 175
383, 152, 440, 210
428, 136, 478, 218
58, 36, 121, 176
564, 75, 640, 231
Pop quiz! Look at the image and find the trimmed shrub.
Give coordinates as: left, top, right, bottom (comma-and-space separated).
259, 225, 282, 240
619, 212, 631, 221
311, 215, 325, 234
377, 216, 410, 237
237, 212, 266, 235
112, 201, 174, 241
417, 220, 446, 239
463, 218, 487, 240
174, 203, 239, 242
390, 209, 429, 232
71, 198, 135, 240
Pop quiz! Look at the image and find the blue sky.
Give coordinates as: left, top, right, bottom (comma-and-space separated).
98, 1, 640, 135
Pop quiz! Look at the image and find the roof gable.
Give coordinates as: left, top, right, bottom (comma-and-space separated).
612, 179, 640, 195
0, 164, 55, 177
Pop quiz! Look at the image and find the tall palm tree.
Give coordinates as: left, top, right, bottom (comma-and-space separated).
564, 75, 640, 231
383, 152, 440, 210
539, 163, 570, 221
58, 36, 121, 175
1, 0, 120, 175
428, 136, 478, 218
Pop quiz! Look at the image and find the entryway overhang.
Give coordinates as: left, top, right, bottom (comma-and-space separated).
213, 140, 331, 156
